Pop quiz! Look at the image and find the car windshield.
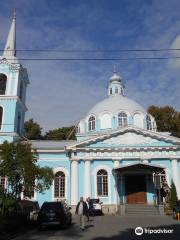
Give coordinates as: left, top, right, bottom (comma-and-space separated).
41, 202, 62, 211
90, 199, 100, 204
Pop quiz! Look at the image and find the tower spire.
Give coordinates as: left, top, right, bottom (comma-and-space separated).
113, 64, 117, 73
108, 66, 125, 96
3, 10, 16, 59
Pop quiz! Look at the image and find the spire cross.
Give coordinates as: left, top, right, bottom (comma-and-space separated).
13, 8, 16, 19
113, 64, 117, 74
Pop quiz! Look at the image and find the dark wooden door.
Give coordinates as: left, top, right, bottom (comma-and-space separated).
125, 175, 147, 204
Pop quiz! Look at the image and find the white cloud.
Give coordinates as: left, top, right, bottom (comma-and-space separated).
169, 35, 180, 69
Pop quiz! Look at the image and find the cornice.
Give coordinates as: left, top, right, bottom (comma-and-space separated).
0, 96, 28, 111
67, 126, 180, 150
35, 149, 66, 153
75, 146, 180, 152
0, 132, 19, 137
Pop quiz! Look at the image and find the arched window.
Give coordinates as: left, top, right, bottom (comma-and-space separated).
0, 74, 7, 95
0, 176, 6, 190
146, 115, 152, 130
97, 169, 108, 196
0, 107, 3, 130
110, 88, 112, 95
115, 87, 118, 94
88, 116, 96, 131
54, 171, 65, 198
76, 125, 80, 133
118, 112, 128, 127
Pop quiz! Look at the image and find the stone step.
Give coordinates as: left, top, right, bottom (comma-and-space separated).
125, 204, 160, 215
125, 212, 160, 215
126, 207, 159, 210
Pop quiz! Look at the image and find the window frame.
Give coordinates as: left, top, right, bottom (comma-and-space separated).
54, 171, 65, 199
0, 176, 6, 191
88, 115, 96, 131
0, 73, 7, 95
146, 115, 152, 130
97, 169, 108, 197
118, 112, 128, 128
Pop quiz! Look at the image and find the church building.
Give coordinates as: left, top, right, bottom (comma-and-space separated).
0, 14, 180, 215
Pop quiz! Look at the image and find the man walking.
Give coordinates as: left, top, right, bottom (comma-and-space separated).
76, 197, 88, 230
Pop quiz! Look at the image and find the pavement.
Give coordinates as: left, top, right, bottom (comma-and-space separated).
12, 214, 180, 240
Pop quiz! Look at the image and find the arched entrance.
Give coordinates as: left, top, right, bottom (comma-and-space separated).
125, 174, 147, 204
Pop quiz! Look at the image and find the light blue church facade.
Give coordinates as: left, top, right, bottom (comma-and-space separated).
1, 14, 180, 214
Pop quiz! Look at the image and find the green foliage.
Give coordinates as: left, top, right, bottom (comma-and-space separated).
0, 141, 54, 200
148, 105, 180, 137
24, 118, 42, 140
44, 126, 76, 140
0, 191, 16, 216
169, 181, 178, 209
24, 118, 76, 140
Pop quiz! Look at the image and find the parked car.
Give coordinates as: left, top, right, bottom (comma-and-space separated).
89, 198, 103, 216
37, 201, 72, 230
17, 200, 40, 221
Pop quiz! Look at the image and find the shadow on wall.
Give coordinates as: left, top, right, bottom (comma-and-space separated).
92, 223, 180, 240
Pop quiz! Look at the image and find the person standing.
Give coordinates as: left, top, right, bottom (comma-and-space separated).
75, 197, 88, 230
86, 197, 90, 221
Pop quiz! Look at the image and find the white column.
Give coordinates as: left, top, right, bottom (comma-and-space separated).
171, 159, 180, 200
84, 160, 91, 198
113, 160, 120, 212
165, 168, 170, 187
114, 160, 120, 168
142, 159, 149, 163
71, 160, 78, 205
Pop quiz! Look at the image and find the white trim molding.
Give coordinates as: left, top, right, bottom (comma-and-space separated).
92, 165, 112, 204
84, 160, 91, 198
52, 167, 69, 201
71, 160, 78, 205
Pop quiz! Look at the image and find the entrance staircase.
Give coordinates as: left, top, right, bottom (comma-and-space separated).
125, 204, 161, 215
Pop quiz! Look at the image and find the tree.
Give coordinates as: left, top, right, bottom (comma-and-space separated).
24, 118, 42, 140
0, 141, 54, 200
44, 126, 76, 140
148, 105, 180, 137
169, 181, 178, 210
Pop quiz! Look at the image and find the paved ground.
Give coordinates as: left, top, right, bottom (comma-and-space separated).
13, 214, 180, 240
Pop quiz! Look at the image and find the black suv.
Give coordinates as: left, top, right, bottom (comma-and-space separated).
37, 201, 72, 230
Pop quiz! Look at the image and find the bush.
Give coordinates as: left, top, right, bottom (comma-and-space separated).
0, 191, 16, 217
169, 181, 178, 210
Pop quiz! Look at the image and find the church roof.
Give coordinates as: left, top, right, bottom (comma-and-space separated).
30, 140, 77, 150
86, 94, 146, 116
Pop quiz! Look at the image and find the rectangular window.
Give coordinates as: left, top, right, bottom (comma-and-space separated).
97, 176, 108, 196
54, 178, 65, 198
0, 177, 6, 190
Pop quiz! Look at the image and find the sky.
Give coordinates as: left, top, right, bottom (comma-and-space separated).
0, 0, 180, 132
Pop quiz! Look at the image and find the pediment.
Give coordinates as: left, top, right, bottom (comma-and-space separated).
87, 132, 174, 148
67, 127, 180, 150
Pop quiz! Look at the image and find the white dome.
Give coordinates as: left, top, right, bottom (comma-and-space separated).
86, 95, 146, 116
76, 71, 157, 138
